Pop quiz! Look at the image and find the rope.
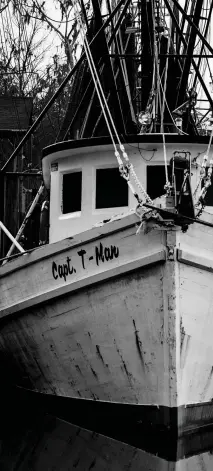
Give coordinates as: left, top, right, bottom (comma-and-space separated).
72, 0, 120, 156
152, 29, 171, 193
151, 5, 174, 196
72, 0, 153, 206
161, 30, 171, 132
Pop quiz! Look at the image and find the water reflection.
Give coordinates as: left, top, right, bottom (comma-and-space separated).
0, 389, 213, 470
1, 413, 213, 470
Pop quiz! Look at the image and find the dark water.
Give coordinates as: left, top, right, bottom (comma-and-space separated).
1, 388, 213, 470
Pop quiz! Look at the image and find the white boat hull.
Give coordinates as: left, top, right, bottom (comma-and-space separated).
1, 212, 213, 434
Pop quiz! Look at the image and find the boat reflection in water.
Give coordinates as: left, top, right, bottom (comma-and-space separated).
1, 390, 213, 470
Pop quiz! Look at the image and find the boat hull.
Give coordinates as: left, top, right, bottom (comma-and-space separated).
1, 212, 213, 435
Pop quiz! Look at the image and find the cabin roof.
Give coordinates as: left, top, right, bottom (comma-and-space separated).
42, 134, 211, 158
0, 96, 33, 131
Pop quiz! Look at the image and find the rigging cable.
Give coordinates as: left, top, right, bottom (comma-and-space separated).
151, 1, 170, 192
160, 28, 171, 133
71, 0, 153, 206
152, 0, 162, 131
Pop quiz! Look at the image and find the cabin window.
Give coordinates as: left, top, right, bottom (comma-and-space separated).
96, 167, 128, 209
62, 171, 82, 214
147, 165, 171, 200
201, 170, 213, 206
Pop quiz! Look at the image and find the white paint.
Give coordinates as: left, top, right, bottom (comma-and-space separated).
0, 217, 169, 406
42, 139, 212, 243
0, 215, 166, 318
176, 222, 213, 406
1, 206, 213, 415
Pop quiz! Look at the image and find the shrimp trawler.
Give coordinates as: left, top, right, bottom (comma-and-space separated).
1, 0, 213, 438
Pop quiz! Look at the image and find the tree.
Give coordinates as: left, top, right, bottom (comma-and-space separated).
0, 0, 87, 257
0, 2, 52, 97
12, 0, 89, 67
0, 0, 77, 148
32, 55, 72, 152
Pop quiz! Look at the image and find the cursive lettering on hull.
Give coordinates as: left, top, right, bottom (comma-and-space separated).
52, 242, 119, 282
